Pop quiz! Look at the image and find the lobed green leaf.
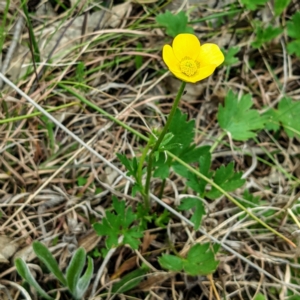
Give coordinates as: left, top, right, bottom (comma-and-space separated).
240, 0, 268, 10
156, 10, 194, 37
158, 254, 183, 272
184, 243, 219, 276
287, 39, 300, 58
252, 26, 283, 48
206, 162, 245, 199
287, 11, 300, 40
94, 198, 142, 250
274, 0, 291, 15
222, 47, 240, 66
217, 90, 266, 141
168, 109, 195, 155
178, 197, 205, 230
265, 97, 300, 137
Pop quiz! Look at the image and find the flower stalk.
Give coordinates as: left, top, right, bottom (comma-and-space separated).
143, 81, 186, 208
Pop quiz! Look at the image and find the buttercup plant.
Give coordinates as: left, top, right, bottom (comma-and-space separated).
94, 33, 225, 276
143, 33, 224, 206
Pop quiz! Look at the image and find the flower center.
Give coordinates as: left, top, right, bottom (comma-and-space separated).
179, 58, 198, 77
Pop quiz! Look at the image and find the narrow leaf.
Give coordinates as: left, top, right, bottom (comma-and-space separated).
15, 258, 53, 300
111, 268, 147, 294
66, 248, 86, 296
76, 256, 94, 299
33, 241, 66, 286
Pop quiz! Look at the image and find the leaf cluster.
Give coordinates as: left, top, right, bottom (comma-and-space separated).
252, 24, 283, 48
15, 242, 93, 300
158, 243, 219, 276
116, 153, 143, 195
174, 154, 245, 199
93, 196, 143, 250
242, 0, 291, 15
155, 10, 194, 37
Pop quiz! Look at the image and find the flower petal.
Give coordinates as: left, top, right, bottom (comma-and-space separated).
172, 65, 216, 83
172, 34, 201, 61
163, 44, 180, 73
171, 70, 194, 83
198, 43, 225, 67
192, 65, 217, 82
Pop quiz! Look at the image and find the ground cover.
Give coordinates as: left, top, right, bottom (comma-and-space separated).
0, 0, 300, 299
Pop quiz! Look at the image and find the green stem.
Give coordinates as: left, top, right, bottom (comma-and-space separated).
137, 141, 151, 186
0, 102, 78, 124
158, 179, 166, 199
210, 131, 227, 153
144, 81, 186, 207
152, 82, 186, 153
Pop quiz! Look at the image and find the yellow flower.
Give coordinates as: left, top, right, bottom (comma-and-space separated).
163, 33, 224, 83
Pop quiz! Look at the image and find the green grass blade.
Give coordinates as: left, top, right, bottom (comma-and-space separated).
0, 0, 10, 52
0, 102, 79, 124
20, 0, 40, 63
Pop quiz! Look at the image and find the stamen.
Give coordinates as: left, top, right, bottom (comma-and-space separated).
180, 58, 198, 76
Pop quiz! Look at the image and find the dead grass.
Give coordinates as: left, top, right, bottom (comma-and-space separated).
1, 0, 300, 299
